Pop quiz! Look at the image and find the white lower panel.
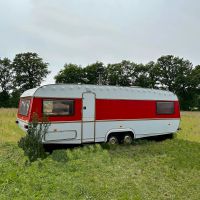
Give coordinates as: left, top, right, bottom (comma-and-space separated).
18, 119, 180, 144
43, 139, 81, 144
45, 130, 77, 141
82, 122, 95, 142
43, 122, 81, 142
95, 119, 180, 142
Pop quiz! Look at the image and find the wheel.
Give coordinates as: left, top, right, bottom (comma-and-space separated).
108, 135, 119, 145
123, 134, 133, 145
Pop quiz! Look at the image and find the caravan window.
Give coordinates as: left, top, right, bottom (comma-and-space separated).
156, 101, 175, 114
19, 99, 31, 116
43, 99, 74, 116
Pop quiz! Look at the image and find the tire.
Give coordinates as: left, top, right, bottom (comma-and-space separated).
108, 135, 119, 145
123, 134, 133, 145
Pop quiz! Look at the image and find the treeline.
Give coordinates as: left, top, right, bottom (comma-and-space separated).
0, 52, 49, 107
55, 56, 200, 110
0, 53, 200, 110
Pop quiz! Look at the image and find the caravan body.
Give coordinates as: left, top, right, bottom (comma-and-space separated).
16, 84, 180, 144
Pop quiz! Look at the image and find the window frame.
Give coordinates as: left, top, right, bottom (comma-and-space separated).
156, 101, 175, 115
42, 99, 75, 116
19, 98, 31, 116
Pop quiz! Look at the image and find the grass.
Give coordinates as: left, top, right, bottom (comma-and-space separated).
0, 109, 200, 200
0, 108, 24, 144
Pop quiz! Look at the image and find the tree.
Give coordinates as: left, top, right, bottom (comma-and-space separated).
190, 65, 200, 88
55, 63, 84, 84
12, 52, 50, 93
9, 89, 21, 108
156, 55, 193, 92
105, 60, 159, 88
156, 55, 195, 110
83, 62, 106, 84
106, 60, 133, 86
0, 90, 10, 107
0, 58, 13, 107
188, 65, 200, 110
131, 63, 155, 88
145, 61, 160, 88
0, 58, 13, 92
132, 61, 160, 88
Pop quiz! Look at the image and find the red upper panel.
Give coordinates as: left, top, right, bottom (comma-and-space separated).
95, 99, 180, 120
17, 98, 180, 122
18, 97, 82, 122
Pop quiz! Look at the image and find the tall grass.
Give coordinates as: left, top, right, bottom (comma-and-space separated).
178, 112, 200, 142
0, 109, 199, 200
0, 108, 24, 144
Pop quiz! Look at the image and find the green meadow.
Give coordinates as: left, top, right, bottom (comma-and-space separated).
0, 109, 200, 200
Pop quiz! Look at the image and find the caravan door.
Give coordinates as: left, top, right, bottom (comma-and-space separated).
82, 92, 95, 143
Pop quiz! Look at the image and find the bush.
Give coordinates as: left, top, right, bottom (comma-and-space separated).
18, 114, 50, 162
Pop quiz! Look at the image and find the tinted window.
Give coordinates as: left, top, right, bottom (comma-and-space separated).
156, 102, 174, 114
43, 99, 74, 116
19, 99, 31, 116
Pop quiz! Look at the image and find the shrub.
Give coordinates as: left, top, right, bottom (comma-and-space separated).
18, 113, 50, 162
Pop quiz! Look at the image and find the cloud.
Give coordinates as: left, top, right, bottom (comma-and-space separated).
1, 0, 200, 84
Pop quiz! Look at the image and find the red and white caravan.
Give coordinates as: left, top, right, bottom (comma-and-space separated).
17, 84, 180, 144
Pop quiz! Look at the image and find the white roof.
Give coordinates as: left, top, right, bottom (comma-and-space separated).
21, 84, 178, 101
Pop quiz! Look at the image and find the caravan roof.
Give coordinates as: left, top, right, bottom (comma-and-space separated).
21, 84, 177, 101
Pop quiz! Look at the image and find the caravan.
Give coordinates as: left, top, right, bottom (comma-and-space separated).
16, 84, 180, 144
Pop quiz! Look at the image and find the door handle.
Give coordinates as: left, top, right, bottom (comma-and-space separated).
83, 106, 86, 110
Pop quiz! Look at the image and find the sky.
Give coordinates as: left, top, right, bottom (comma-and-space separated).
0, 0, 200, 84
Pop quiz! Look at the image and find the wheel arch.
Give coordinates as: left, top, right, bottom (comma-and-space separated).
105, 128, 135, 142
